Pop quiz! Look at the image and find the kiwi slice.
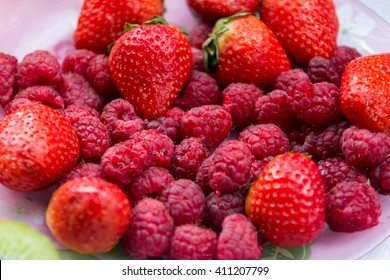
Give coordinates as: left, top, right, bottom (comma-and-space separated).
0, 220, 60, 260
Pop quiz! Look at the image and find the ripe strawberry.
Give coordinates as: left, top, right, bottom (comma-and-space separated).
203, 13, 291, 91
245, 153, 326, 248
340, 53, 390, 133
0, 104, 79, 192
46, 177, 131, 254
109, 17, 192, 120
74, 0, 164, 54
260, 0, 339, 67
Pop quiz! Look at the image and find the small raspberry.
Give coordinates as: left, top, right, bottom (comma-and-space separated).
274, 68, 309, 92
169, 224, 217, 260
16, 50, 62, 89
195, 154, 214, 195
3, 98, 36, 115
125, 166, 174, 203
12, 85, 64, 110
189, 23, 212, 49
191, 47, 205, 72
62, 104, 100, 125
253, 89, 300, 133
306, 56, 340, 86
222, 83, 263, 128
208, 140, 253, 193
175, 70, 221, 111
330, 46, 362, 76
341, 126, 390, 167
159, 179, 206, 225
181, 105, 232, 150
317, 157, 368, 192
369, 157, 390, 192
288, 123, 320, 154
62, 49, 97, 76
216, 214, 262, 260
239, 124, 290, 159
205, 191, 245, 232
0, 52, 18, 107
59, 163, 105, 185
123, 198, 174, 259
250, 156, 274, 182
326, 181, 382, 233
59, 72, 105, 111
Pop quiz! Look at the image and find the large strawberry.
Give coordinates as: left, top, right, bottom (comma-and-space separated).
245, 153, 326, 248
203, 13, 291, 91
0, 104, 80, 192
109, 17, 192, 120
74, 0, 164, 54
340, 53, 390, 133
260, 0, 339, 67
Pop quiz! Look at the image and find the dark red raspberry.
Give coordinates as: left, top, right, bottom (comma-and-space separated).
59, 72, 105, 112
181, 105, 232, 150
274, 68, 310, 92
326, 181, 382, 233
205, 191, 245, 232
146, 107, 184, 144
59, 163, 105, 185
195, 154, 214, 195
175, 70, 221, 111
3, 98, 36, 115
169, 137, 209, 180
169, 224, 217, 260
0, 52, 18, 107
189, 23, 212, 49
306, 56, 340, 86
159, 179, 206, 225
250, 156, 273, 182
62, 104, 100, 125
287, 80, 343, 127
216, 214, 263, 260
330, 46, 362, 76
16, 50, 62, 89
208, 140, 253, 193
125, 166, 174, 203
341, 126, 390, 167
221, 83, 263, 128
288, 123, 320, 154
123, 198, 174, 259
253, 89, 300, 133
62, 49, 97, 76
191, 47, 205, 72
369, 157, 390, 192
101, 99, 145, 143
12, 85, 64, 110
317, 157, 368, 192
239, 124, 290, 159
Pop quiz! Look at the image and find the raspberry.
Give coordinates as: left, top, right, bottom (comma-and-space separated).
175, 70, 221, 111
169, 224, 217, 260
317, 157, 368, 192
369, 157, 390, 192
123, 198, 174, 259
205, 191, 245, 232
306, 56, 340, 86
16, 50, 62, 89
216, 214, 262, 260
330, 46, 362, 76
169, 137, 209, 180
341, 126, 390, 167
159, 179, 206, 225
125, 166, 174, 203
189, 23, 212, 49
59, 72, 105, 112
208, 140, 253, 193
326, 181, 382, 233
0, 52, 18, 107
62, 104, 100, 125
274, 68, 309, 92
253, 89, 300, 133
62, 49, 97, 76
250, 156, 273, 182
12, 86, 64, 110
73, 116, 111, 163
287, 79, 343, 127
195, 154, 214, 195
239, 124, 290, 159
3, 98, 36, 115
59, 163, 105, 185
222, 83, 263, 128
288, 123, 320, 154
191, 47, 205, 72
101, 99, 145, 143
146, 107, 184, 144
181, 105, 232, 150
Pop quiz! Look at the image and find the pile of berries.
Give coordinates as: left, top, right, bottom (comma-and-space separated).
0, 0, 389, 260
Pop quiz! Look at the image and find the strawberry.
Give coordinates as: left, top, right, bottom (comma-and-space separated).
340, 53, 390, 133
0, 104, 79, 192
109, 17, 192, 120
203, 13, 291, 91
245, 153, 326, 248
74, 0, 164, 54
46, 177, 131, 254
260, 0, 339, 67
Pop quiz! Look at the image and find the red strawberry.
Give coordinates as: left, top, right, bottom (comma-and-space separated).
340, 53, 390, 133
0, 104, 79, 192
245, 153, 326, 247
46, 177, 131, 254
109, 17, 192, 120
260, 0, 339, 67
74, 0, 164, 54
203, 13, 291, 91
